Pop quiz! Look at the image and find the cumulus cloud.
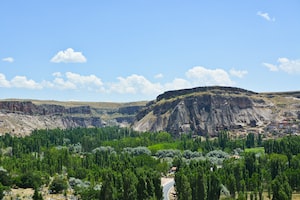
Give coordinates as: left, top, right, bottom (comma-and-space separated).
52, 72, 62, 77
65, 72, 103, 90
2, 57, 14, 63
229, 69, 248, 78
49, 72, 104, 91
107, 66, 236, 97
108, 66, 236, 96
278, 58, 300, 73
0, 72, 103, 91
50, 48, 87, 63
109, 74, 163, 95
185, 66, 234, 86
164, 78, 191, 91
0, 73, 10, 87
0, 65, 240, 99
11, 76, 42, 89
154, 73, 164, 79
263, 63, 279, 72
257, 11, 275, 22
263, 58, 300, 74
0, 74, 42, 89
52, 77, 77, 90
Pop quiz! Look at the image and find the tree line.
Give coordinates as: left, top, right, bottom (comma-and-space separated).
1, 127, 300, 199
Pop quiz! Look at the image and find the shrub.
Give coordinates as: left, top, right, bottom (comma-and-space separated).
49, 176, 67, 194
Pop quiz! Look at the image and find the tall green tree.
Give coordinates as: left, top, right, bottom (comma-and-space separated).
207, 172, 221, 200
246, 133, 255, 148
269, 154, 288, 179
100, 171, 118, 200
175, 172, 192, 200
122, 169, 137, 200
272, 174, 292, 200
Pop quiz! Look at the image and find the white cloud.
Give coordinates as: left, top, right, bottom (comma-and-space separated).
229, 69, 248, 78
0, 74, 42, 89
47, 72, 104, 91
65, 72, 104, 91
185, 66, 234, 86
41, 80, 55, 88
257, 11, 275, 22
10, 76, 42, 89
278, 57, 300, 74
107, 67, 235, 96
164, 78, 191, 91
108, 66, 235, 97
50, 48, 87, 63
109, 74, 163, 95
52, 77, 77, 90
154, 73, 164, 79
263, 58, 300, 74
0, 73, 10, 87
263, 63, 279, 72
0, 65, 240, 99
52, 72, 62, 77
2, 57, 14, 63
0, 72, 104, 91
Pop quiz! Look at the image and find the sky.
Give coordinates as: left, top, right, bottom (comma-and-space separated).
1, 1, 300, 102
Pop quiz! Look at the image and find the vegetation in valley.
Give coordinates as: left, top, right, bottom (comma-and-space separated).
0, 127, 300, 199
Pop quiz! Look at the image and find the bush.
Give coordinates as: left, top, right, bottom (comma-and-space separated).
49, 176, 67, 194
155, 149, 181, 158
183, 150, 202, 159
92, 146, 115, 154
206, 150, 229, 165
122, 146, 151, 156
0, 167, 11, 186
15, 171, 44, 188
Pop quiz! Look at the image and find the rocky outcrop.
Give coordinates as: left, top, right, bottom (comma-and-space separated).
0, 101, 92, 115
118, 106, 142, 115
1, 87, 300, 137
132, 86, 300, 136
156, 86, 257, 101
0, 100, 146, 136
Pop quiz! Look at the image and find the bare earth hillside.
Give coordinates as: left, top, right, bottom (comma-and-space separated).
1, 86, 300, 136
132, 86, 300, 136
0, 100, 146, 136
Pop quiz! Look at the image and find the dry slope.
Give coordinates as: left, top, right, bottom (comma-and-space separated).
0, 100, 146, 136
132, 86, 300, 136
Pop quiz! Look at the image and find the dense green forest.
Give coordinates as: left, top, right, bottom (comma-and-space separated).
1, 127, 300, 199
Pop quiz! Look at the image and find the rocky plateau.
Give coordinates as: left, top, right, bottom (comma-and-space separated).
0, 100, 146, 136
1, 86, 300, 136
132, 86, 300, 136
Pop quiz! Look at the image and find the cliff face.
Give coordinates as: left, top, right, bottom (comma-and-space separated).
0, 100, 146, 136
132, 86, 300, 136
0, 101, 92, 115
1, 87, 300, 137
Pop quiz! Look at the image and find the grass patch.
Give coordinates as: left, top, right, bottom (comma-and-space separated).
244, 147, 265, 154
148, 142, 180, 153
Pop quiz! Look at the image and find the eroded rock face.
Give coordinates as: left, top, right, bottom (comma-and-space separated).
1, 87, 300, 137
132, 86, 300, 136
0, 101, 92, 115
0, 100, 146, 136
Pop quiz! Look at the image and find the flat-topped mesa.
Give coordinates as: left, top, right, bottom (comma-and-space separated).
0, 101, 91, 115
132, 86, 300, 136
0, 100, 146, 136
156, 86, 257, 101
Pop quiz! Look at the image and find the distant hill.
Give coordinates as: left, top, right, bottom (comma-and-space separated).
0, 99, 146, 136
132, 86, 300, 136
1, 86, 300, 137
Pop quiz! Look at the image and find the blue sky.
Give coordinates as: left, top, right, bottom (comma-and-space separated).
1, 1, 300, 102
